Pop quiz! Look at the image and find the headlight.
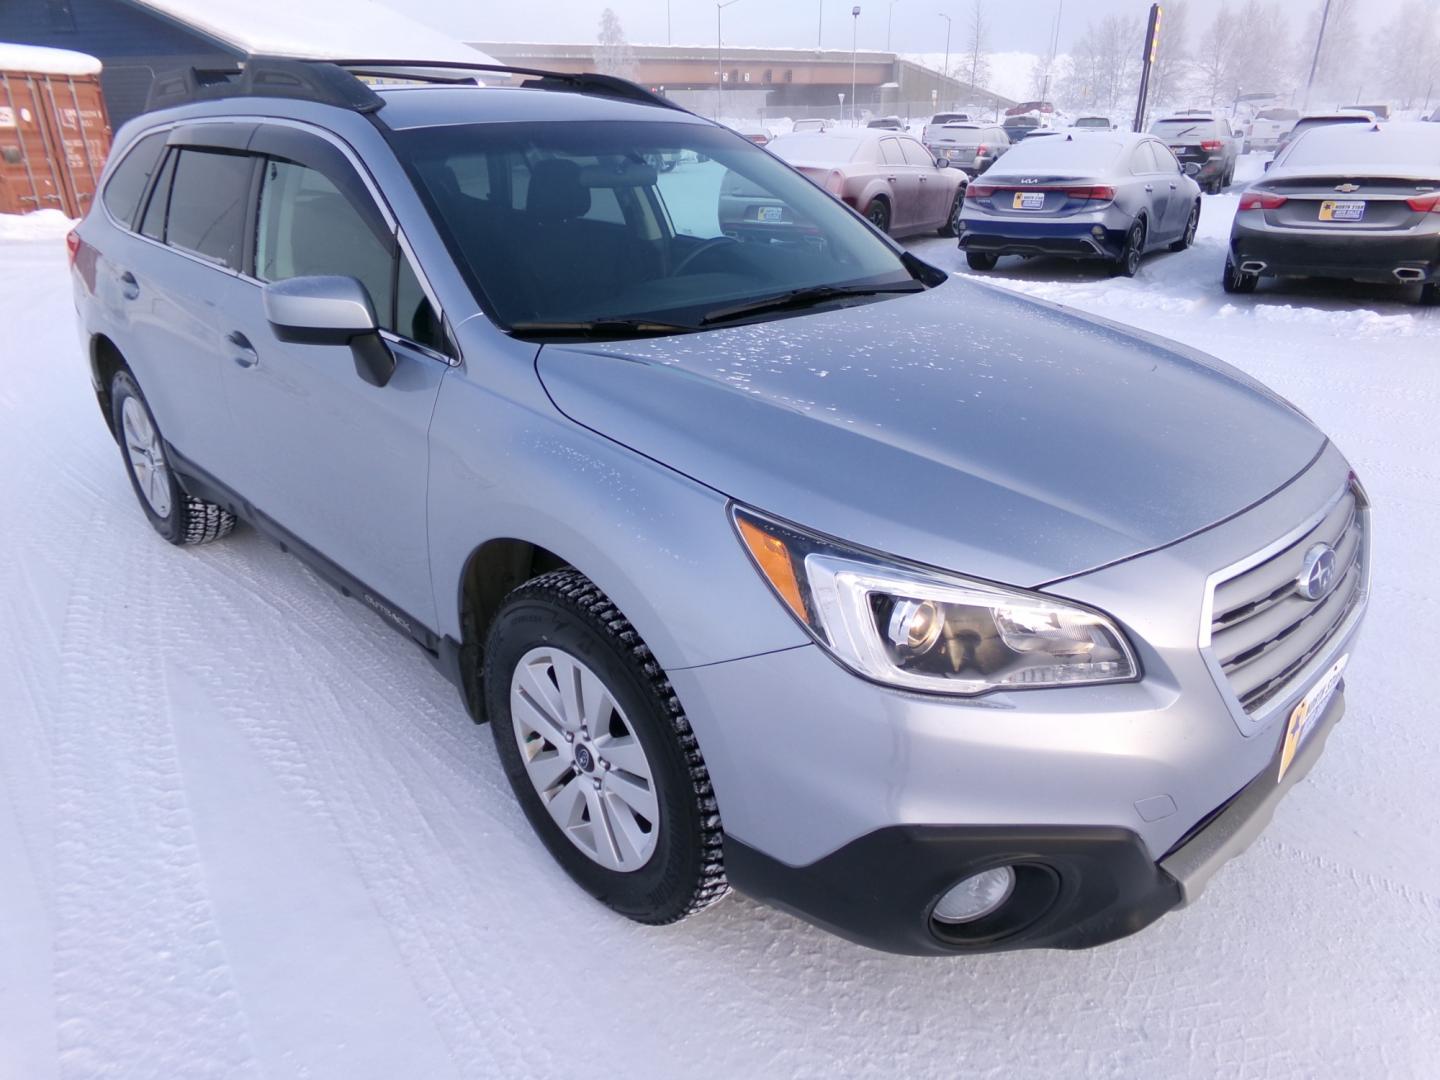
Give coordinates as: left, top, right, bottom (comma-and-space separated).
733, 506, 1139, 696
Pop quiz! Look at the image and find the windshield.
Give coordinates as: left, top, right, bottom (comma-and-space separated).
393, 120, 915, 334
1074, 117, 1109, 128
1257, 108, 1299, 121
768, 132, 868, 164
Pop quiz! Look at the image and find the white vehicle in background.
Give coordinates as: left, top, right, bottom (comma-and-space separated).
1274, 111, 1377, 157
1340, 104, 1392, 121
791, 118, 837, 133
1073, 116, 1117, 131
1244, 107, 1299, 153
922, 112, 973, 145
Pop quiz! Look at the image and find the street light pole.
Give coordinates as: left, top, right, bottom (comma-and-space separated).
887, 0, 899, 52
818, 0, 824, 49
1302, 0, 1334, 112
717, 0, 742, 121
851, 6, 862, 125
938, 12, 951, 111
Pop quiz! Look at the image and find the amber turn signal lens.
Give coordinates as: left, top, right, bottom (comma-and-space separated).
735, 514, 811, 625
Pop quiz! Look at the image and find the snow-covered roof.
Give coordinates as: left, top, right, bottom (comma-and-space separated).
0, 42, 103, 76
125, 0, 496, 66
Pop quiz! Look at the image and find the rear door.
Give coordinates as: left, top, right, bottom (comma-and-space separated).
114, 127, 257, 477
1150, 140, 1187, 236
899, 136, 946, 224
878, 137, 920, 229
217, 125, 449, 629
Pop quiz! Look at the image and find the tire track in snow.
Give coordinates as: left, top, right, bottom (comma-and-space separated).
50, 509, 260, 1079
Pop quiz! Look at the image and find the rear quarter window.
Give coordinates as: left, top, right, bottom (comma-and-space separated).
102, 131, 168, 228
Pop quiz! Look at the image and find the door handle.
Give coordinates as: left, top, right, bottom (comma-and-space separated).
226, 330, 259, 369
1144, 184, 1154, 192
119, 271, 139, 300
1169, 182, 1178, 189
886, 175, 897, 182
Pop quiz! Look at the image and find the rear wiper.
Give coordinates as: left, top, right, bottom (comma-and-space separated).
508, 318, 698, 340
700, 281, 924, 326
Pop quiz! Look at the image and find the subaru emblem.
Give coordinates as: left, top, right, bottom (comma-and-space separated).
1296, 542, 1338, 601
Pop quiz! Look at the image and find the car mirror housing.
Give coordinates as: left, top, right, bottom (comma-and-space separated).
936, 157, 950, 169
262, 275, 395, 388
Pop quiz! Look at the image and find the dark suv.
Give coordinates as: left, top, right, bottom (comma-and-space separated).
1149, 115, 1241, 193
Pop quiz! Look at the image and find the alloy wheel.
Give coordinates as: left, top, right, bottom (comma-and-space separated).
121, 395, 172, 518
509, 646, 660, 872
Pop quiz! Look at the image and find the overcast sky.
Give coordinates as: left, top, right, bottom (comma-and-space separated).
409, 0, 1414, 56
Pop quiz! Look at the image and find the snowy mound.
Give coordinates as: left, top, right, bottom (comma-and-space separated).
0, 42, 102, 76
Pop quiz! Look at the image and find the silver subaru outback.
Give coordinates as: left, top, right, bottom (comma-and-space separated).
69, 58, 1369, 955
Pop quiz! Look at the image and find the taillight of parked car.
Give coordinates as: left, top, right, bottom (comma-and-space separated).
1064, 185, 1115, 201
966, 184, 994, 199
1406, 193, 1440, 213
1199, 139, 1224, 152
1238, 191, 1287, 211
65, 229, 81, 268
976, 143, 989, 156
825, 170, 845, 196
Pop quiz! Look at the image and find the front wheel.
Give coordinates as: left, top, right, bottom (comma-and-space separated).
965, 251, 999, 271
1222, 253, 1259, 294
1169, 201, 1200, 252
1418, 281, 1439, 306
1113, 221, 1145, 277
110, 370, 235, 546
483, 569, 728, 925
865, 197, 891, 234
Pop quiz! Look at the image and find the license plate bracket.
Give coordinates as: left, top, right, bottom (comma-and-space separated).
1277, 654, 1348, 781
1319, 199, 1365, 222
1013, 191, 1045, 211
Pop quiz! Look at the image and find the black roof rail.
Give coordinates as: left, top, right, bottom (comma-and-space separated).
145, 56, 687, 117
146, 56, 384, 115
332, 58, 688, 113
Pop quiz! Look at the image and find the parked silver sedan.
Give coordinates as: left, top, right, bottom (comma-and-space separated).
925, 122, 1011, 176
958, 131, 1204, 276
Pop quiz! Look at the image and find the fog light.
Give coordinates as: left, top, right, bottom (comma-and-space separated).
1091, 225, 1105, 237
933, 866, 1016, 924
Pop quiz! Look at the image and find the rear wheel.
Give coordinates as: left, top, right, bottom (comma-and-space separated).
1222, 253, 1260, 294
865, 197, 891, 233
1113, 220, 1145, 277
110, 370, 235, 546
483, 569, 728, 925
937, 191, 964, 237
1169, 201, 1200, 252
1418, 281, 1440, 306
965, 251, 999, 271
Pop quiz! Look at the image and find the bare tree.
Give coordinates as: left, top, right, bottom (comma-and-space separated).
595, 8, 638, 82
1062, 14, 1144, 115
1146, 0, 1192, 110
1369, 0, 1440, 108
1192, 3, 1241, 107
1298, 0, 1360, 105
963, 1, 992, 101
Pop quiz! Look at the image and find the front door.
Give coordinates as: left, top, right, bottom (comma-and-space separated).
217, 139, 449, 630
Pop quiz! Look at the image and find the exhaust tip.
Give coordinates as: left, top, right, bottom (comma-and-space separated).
1393, 267, 1425, 282
1240, 261, 1267, 274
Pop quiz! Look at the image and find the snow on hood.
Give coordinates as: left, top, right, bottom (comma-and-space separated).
0, 42, 101, 76
537, 278, 1325, 587
125, 1, 496, 65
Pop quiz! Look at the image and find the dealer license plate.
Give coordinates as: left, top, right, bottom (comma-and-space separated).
755, 206, 784, 222
1277, 654, 1348, 781
1012, 191, 1045, 210
1319, 199, 1365, 222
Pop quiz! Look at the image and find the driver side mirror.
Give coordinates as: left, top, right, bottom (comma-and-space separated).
935, 156, 950, 169
1183, 162, 1202, 178
262, 275, 396, 388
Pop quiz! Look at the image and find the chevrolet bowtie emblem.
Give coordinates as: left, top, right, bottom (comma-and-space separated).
1335, 183, 1360, 193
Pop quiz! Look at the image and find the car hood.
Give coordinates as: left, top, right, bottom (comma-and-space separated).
536, 279, 1325, 587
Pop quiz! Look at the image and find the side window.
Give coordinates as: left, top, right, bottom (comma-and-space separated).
165, 148, 254, 267
880, 138, 903, 166
900, 139, 934, 167
102, 131, 168, 227
1152, 142, 1181, 173
1129, 143, 1157, 174
584, 185, 625, 225
139, 148, 176, 241
656, 156, 725, 238
255, 158, 396, 328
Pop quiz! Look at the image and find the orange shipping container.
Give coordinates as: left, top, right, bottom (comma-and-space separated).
1, 42, 112, 219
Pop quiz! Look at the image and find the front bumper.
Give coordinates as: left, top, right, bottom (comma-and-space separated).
669, 444, 1365, 953
725, 688, 1345, 955
1230, 218, 1440, 284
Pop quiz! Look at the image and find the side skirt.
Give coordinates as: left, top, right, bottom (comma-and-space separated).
167, 445, 468, 696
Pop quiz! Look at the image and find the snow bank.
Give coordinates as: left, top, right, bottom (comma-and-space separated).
127, 0, 497, 65
0, 42, 102, 76
0, 209, 75, 241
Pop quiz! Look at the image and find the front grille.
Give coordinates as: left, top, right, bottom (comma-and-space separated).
1208, 483, 1368, 715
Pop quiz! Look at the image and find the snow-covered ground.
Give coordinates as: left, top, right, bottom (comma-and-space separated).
2, 156, 1438, 1077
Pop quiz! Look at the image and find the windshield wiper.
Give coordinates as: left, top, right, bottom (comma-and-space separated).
508, 318, 698, 340
699, 281, 925, 327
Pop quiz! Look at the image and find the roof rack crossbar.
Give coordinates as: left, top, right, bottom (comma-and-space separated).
145, 56, 686, 117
